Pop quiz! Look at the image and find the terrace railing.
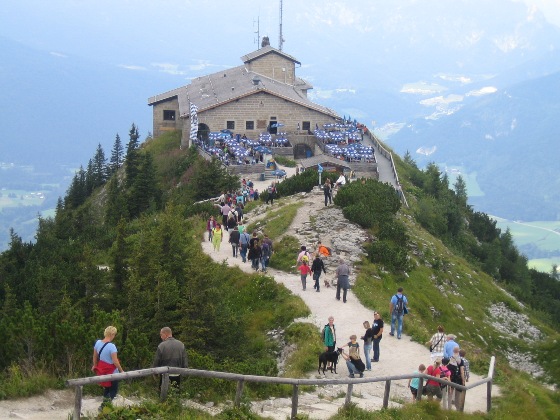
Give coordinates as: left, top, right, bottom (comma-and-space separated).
67, 356, 495, 420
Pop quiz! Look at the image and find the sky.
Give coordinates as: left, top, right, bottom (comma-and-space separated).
1, 0, 559, 74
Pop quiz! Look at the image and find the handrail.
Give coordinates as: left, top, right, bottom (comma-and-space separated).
66, 356, 495, 419
366, 130, 409, 207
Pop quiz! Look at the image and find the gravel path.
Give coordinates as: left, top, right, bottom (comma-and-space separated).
0, 166, 498, 419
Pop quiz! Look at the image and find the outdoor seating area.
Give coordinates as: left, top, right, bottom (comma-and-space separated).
313, 121, 374, 162
324, 143, 376, 162
196, 130, 291, 166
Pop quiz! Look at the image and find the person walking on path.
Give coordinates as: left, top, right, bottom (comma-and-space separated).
335, 258, 351, 303
427, 325, 446, 361
152, 327, 188, 390
298, 259, 311, 290
261, 234, 273, 271
248, 240, 262, 271
389, 287, 408, 339
211, 223, 223, 252
443, 334, 459, 359
92, 326, 124, 411
206, 216, 216, 242
408, 363, 427, 402
296, 246, 311, 268
217, 202, 231, 230
371, 311, 384, 362
266, 183, 277, 205
311, 253, 327, 292
239, 230, 251, 263
361, 321, 374, 371
425, 357, 445, 402
229, 227, 240, 258
323, 179, 332, 206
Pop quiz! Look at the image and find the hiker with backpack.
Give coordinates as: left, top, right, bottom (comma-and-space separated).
311, 253, 327, 292
261, 234, 273, 272
239, 230, 251, 263
335, 258, 351, 303
296, 246, 311, 268
389, 287, 408, 339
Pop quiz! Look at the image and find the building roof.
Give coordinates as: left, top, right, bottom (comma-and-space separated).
240, 45, 301, 65
148, 46, 338, 120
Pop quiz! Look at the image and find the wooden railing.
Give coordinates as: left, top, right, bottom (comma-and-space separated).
66, 356, 495, 419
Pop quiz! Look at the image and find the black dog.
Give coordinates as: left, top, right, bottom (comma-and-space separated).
318, 348, 342, 374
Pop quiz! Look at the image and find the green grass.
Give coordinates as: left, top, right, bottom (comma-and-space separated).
0, 364, 62, 399
273, 155, 298, 167
246, 201, 303, 240
282, 322, 324, 378
269, 235, 300, 272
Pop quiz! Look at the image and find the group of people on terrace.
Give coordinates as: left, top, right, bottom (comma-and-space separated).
195, 131, 290, 166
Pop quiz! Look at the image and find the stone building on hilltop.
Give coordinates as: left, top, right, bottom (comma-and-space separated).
148, 44, 340, 150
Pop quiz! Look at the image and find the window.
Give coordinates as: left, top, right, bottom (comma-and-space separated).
302, 121, 311, 131
246, 121, 254, 130
163, 110, 176, 121
257, 120, 267, 129
227, 121, 235, 130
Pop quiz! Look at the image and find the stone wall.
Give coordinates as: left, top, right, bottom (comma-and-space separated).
152, 98, 183, 138
182, 92, 337, 148
246, 54, 296, 85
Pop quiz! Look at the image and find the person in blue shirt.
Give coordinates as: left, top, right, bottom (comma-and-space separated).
443, 334, 459, 359
389, 287, 408, 339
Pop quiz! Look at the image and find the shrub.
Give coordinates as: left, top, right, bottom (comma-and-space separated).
273, 155, 297, 167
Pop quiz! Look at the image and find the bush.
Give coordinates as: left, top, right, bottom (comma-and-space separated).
261, 170, 323, 202
273, 155, 297, 167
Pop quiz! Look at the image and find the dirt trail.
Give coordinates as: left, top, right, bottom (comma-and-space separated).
200, 182, 498, 418
0, 166, 498, 419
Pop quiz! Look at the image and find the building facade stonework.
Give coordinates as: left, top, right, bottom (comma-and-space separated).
148, 46, 339, 148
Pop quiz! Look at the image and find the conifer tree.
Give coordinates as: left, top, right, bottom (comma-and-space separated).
109, 133, 124, 176
105, 176, 128, 225
125, 123, 140, 189
92, 143, 107, 187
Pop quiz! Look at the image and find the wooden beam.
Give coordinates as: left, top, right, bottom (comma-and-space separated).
291, 384, 299, 419
73, 385, 82, 420
160, 373, 170, 400
383, 380, 391, 408
235, 380, 245, 407
345, 383, 353, 406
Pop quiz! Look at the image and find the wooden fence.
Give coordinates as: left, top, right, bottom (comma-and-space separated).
66, 356, 494, 419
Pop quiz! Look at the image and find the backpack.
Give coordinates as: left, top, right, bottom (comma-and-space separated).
262, 241, 271, 257
394, 294, 405, 315
240, 233, 250, 245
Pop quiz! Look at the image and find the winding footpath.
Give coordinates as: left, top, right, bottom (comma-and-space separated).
200, 182, 498, 419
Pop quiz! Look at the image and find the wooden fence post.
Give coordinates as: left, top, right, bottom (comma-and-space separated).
345, 384, 353, 406
291, 384, 299, 419
383, 380, 391, 408
73, 386, 82, 420
416, 378, 424, 401
459, 390, 467, 412
235, 380, 245, 407
487, 356, 495, 412
160, 373, 170, 400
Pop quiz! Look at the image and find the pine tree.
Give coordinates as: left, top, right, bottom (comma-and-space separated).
92, 143, 107, 187
105, 176, 128, 225
109, 133, 124, 176
128, 152, 160, 218
125, 123, 140, 189
454, 175, 468, 207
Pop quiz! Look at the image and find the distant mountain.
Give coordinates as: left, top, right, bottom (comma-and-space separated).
0, 36, 177, 166
386, 70, 560, 221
